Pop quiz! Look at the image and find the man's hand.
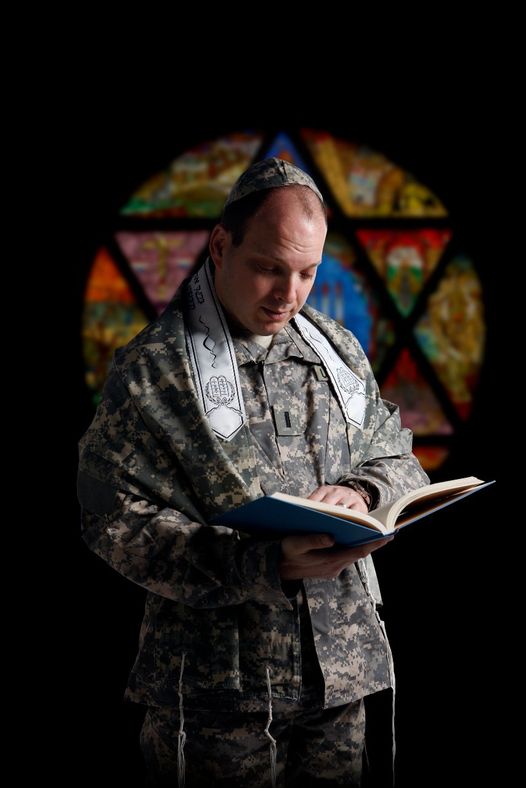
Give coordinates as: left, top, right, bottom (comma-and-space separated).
279, 533, 393, 580
279, 484, 391, 580
307, 483, 369, 513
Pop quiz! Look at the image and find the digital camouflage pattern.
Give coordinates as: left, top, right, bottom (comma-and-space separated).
224, 157, 324, 208
78, 274, 429, 710
140, 690, 365, 787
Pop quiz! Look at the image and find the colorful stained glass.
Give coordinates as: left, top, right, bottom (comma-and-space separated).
302, 129, 447, 218
263, 132, 311, 174
84, 247, 137, 305
412, 446, 450, 472
381, 349, 453, 436
414, 256, 485, 419
116, 231, 208, 315
308, 233, 395, 371
82, 129, 487, 471
121, 133, 263, 218
356, 229, 452, 315
82, 248, 147, 398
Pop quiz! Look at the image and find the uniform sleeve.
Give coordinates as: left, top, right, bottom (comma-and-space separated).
78, 361, 292, 611
79, 478, 291, 610
337, 393, 430, 510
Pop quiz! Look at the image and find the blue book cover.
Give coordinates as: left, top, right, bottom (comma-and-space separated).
213, 496, 386, 546
211, 479, 495, 547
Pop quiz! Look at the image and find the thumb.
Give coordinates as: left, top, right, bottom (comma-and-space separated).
282, 533, 335, 555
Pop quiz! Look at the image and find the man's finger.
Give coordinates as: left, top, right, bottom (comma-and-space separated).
281, 533, 335, 555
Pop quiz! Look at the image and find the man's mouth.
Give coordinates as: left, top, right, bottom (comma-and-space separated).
262, 306, 290, 319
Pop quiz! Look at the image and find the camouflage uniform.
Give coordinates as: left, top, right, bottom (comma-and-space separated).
140, 692, 365, 787
78, 276, 428, 784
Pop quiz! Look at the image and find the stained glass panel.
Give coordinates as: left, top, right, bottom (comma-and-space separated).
412, 446, 450, 472
356, 229, 452, 315
302, 129, 447, 217
116, 231, 209, 315
414, 255, 485, 419
82, 129, 486, 470
263, 132, 311, 173
381, 349, 454, 435
308, 233, 395, 371
82, 248, 148, 399
121, 133, 263, 218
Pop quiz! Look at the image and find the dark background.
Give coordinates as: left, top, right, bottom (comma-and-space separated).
67, 101, 505, 786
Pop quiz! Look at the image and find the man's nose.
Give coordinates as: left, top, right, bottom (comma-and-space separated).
275, 276, 295, 303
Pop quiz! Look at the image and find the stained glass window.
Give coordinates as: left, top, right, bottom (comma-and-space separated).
82, 129, 486, 470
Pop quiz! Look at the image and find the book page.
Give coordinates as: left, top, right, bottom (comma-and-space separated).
271, 477, 486, 535
270, 492, 387, 533
371, 476, 485, 530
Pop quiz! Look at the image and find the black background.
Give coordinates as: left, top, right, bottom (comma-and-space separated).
66, 95, 506, 787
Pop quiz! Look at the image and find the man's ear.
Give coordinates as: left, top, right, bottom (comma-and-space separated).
209, 225, 228, 270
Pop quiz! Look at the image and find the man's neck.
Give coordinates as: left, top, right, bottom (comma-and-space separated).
225, 314, 276, 349
250, 333, 273, 349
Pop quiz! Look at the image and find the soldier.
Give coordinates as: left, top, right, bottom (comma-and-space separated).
78, 158, 429, 787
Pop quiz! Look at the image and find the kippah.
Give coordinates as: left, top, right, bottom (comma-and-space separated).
224, 157, 323, 207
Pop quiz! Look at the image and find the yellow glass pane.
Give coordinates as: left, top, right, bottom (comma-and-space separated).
302, 129, 447, 218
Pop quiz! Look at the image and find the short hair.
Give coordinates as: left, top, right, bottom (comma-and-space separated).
219, 185, 327, 247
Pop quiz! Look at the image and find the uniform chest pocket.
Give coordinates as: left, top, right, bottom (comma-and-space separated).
271, 406, 303, 436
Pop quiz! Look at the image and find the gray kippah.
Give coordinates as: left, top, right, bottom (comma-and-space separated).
224, 157, 324, 207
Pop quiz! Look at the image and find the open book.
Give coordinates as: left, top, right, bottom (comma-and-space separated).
212, 477, 494, 547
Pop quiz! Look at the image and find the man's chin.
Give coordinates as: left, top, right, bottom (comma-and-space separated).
258, 316, 291, 334
233, 308, 294, 336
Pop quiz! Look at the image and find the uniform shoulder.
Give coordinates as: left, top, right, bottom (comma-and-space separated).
113, 293, 185, 372
300, 304, 368, 358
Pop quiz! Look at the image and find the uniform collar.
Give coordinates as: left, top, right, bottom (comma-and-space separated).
232, 321, 322, 366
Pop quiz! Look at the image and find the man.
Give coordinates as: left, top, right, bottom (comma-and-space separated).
78, 158, 429, 787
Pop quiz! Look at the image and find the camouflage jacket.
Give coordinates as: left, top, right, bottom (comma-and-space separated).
78, 289, 429, 709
